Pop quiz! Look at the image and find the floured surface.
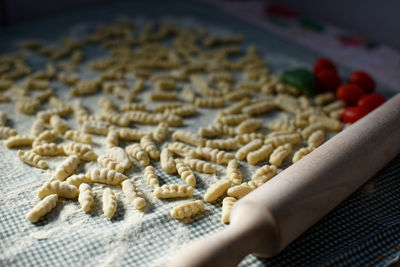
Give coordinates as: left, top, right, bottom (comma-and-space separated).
0, 2, 399, 267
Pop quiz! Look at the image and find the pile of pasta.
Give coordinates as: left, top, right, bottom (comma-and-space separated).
0, 20, 345, 224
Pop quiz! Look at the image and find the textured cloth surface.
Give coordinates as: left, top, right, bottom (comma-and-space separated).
0, 1, 399, 267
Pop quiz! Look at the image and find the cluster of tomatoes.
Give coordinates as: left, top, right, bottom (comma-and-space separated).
313, 58, 385, 123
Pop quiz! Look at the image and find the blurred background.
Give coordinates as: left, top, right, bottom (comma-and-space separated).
0, 0, 399, 89
0, 0, 399, 49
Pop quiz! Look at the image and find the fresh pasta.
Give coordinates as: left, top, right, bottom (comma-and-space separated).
170, 200, 204, 219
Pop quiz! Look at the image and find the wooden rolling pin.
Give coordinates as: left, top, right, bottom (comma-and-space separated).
168, 93, 400, 267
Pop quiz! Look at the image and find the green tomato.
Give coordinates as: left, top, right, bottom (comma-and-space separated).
282, 68, 316, 95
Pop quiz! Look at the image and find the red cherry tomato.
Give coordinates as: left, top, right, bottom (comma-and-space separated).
342, 106, 370, 123
357, 93, 385, 111
313, 58, 337, 74
315, 69, 341, 92
336, 84, 365, 106
349, 71, 376, 93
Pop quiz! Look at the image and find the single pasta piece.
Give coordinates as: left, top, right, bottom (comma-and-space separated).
194, 96, 225, 108
236, 118, 263, 134
125, 143, 150, 166
292, 147, 314, 163
269, 143, 292, 166
38, 181, 78, 199
242, 100, 276, 116
172, 130, 205, 147
251, 165, 277, 187
70, 80, 99, 96
144, 166, 159, 189
121, 180, 146, 210
98, 97, 116, 111
224, 90, 251, 101
226, 159, 242, 185
183, 157, 216, 175
221, 197, 237, 224
322, 100, 345, 114
103, 188, 117, 219
164, 105, 196, 117
50, 115, 68, 133
198, 123, 235, 138
267, 130, 297, 138
264, 133, 301, 147
15, 96, 40, 115
97, 155, 124, 173
118, 128, 147, 141
78, 183, 94, 213
17, 150, 47, 169
30, 118, 46, 137
26, 194, 58, 223
227, 181, 257, 199
276, 100, 300, 114
99, 111, 130, 127
205, 138, 238, 151
149, 91, 178, 101
235, 133, 264, 145
140, 135, 160, 160
298, 96, 311, 109
35, 129, 59, 143
63, 143, 97, 161
275, 94, 300, 114
309, 115, 342, 132
246, 144, 274, 165
301, 122, 325, 139
33, 143, 65, 156
170, 200, 204, 219
196, 147, 235, 165
107, 147, 131, 170
155, 113, 183, 127
153, 103, 182, 113
55, 155, 80, 180
65, 130, 92, 144
215, 114, 249, 126
160, 147, 176, 174
175, 159, 197, 186
219, 98, 250, 116
307, 130, 325, 148
167, 142, 198, 158
191, 74, 223, 97
181, 85, 196, 103
268, 117, 297, 133
204, 179, 231, 202
125, 111, 156, 125
0, 126, 18, 139
5, 135, 34, 148
237, 81, 259, 92
236, 139, 263, 161
88, 168, 127, 185
66, 174, 92, 187
119, 103, 147, 112
152, 122, 169, 142
154, 184, 194, 199
82, 120, 110, 136
315, 92, 335, 106
106, 129, 119, 148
